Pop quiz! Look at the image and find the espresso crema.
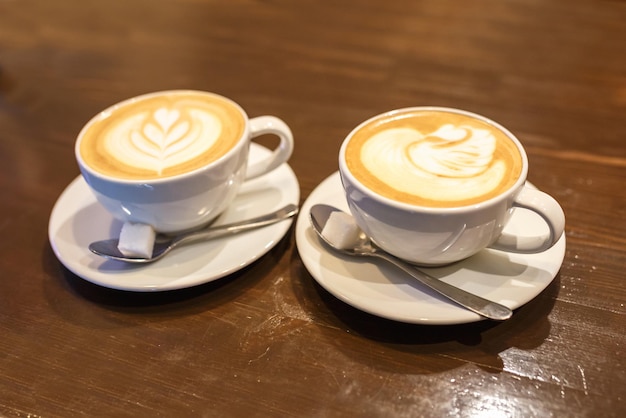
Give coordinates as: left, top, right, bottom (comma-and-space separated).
79, 91, 246, 180
345, 109, 523, 207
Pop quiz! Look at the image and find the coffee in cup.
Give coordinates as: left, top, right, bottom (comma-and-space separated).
76, 90, 294, 233
78, 91, 246, 180
344, 108, 524, 208
339, 107, 565, 266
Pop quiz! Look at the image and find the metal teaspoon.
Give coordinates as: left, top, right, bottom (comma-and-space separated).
89, 204, 299, 263
309, 204, 513, 321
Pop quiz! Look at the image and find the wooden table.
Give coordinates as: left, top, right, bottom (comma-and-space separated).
1, 1, 624, 416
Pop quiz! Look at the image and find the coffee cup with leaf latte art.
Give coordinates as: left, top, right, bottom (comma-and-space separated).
339, 107, 565, 265
76, 90, 294, 233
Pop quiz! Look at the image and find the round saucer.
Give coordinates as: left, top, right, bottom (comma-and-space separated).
49, 144, 300, 292
295, 172, 566, 325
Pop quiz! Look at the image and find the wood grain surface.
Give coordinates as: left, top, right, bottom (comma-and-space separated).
0, 0, 624, 416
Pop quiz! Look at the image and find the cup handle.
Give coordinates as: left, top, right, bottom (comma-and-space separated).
245, 116, 294, 179
489, 186, 565, 253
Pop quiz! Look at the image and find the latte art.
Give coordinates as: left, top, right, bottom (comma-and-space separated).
79, 91, 245, 180
106, 107, 220, 176
345, 110, 523, 207
361, 124, 505, 203
407, 124, 495, 178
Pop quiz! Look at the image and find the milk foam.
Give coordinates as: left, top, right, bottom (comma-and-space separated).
360, 123, 506, 203
104, 106, 221, 176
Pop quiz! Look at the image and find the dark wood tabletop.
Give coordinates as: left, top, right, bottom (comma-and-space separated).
1, 0, 624, 416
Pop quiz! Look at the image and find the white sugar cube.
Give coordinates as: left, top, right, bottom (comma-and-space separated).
117, 222, 156, 258
321, 211, 361, 250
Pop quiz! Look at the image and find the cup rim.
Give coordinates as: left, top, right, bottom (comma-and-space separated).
75, 89, 250, 185
339, 106, 529, 213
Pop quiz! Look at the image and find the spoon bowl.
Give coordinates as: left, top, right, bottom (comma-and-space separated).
309, 204, 513, 321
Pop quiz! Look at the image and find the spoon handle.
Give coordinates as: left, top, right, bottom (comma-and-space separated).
170, 203, 299, 250
372, 251, 513, 321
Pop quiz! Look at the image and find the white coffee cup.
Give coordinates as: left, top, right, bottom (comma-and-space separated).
339, 107, 565, 266
76, 90, 294, 233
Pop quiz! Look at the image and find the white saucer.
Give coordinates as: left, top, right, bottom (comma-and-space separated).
295, 172, 566, 325
49, 144, 300, 292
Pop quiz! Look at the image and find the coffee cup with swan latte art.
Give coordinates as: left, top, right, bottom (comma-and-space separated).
76, 90, 294, 233
339, 107, 565, 266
